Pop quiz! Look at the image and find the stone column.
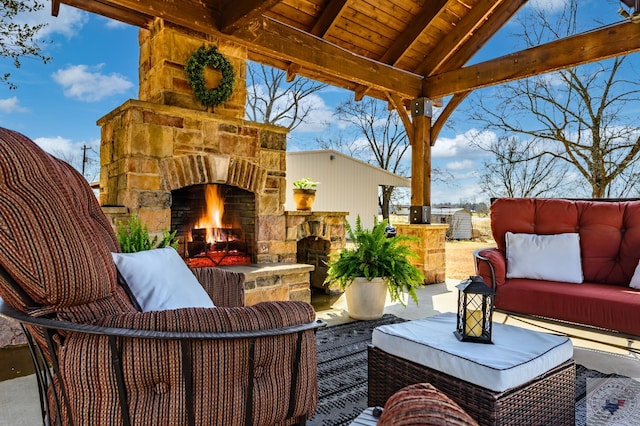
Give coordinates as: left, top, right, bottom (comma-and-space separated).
396, 224, 448, 284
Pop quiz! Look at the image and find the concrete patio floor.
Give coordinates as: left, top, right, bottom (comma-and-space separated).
1, 278, 639, 425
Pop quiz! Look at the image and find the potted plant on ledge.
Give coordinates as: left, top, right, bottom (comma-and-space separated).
324, 216, 425, 320
292, 177, 319, 211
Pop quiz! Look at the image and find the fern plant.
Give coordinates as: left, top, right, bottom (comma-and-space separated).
324, 216, 425, 306
116, 214, 178, 253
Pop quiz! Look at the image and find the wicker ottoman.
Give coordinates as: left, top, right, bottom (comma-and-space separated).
367, 313, 575, 426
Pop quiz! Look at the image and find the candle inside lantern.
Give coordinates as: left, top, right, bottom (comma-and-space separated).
465, 310, 483, 337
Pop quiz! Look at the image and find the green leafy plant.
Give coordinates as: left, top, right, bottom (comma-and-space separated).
324, 216, 424, 306
116, 214, 178, 253
293, 177, 319, 190
185, 45, 236, 108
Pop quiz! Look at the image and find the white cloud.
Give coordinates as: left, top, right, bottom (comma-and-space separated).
15, 2, 89, 39
52, 64, 134, 102
33, 136, 74, 157
33, 135, 100, 162
446, 160, 474, 171
527, 0, 569, 12
0, 97, 27, 113
432, 129, 495, 158
249, 84, 334, 133
293, 93, 335, 133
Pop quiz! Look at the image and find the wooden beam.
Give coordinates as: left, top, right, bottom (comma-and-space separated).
437, 0, 526, 73
219, 0, 283, 34
234, 17, 424, 100
310, 0, 350, 37
379, 0, 448, 66
286, 62, 301, 82
57, 0, 423, 100
431, 92, 469, 145
417, 0, 505, 77
56, 0, 153, 28
350, 0, 447, 100
387, 92, 414, 146
423, 21, 640, 99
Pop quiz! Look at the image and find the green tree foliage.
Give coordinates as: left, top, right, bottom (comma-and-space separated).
1, 0, 52, 89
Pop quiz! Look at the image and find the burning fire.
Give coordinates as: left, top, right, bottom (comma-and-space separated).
190, 184, 239, 243
193, 184, 223, 243
185, 184, 251, 267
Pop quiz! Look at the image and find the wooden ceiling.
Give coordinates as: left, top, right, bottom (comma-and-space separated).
52, 0, 640, 109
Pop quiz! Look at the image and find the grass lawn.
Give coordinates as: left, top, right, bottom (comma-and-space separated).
445, 240, 494, 280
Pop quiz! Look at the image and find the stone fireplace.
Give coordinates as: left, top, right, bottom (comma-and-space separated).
97, 20, 346, 305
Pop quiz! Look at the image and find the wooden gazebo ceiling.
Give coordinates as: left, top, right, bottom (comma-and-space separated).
53, 0, 640, 108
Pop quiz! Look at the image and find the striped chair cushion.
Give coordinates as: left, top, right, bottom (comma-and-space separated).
378, 382, 478, 426
0, 127, 129, 317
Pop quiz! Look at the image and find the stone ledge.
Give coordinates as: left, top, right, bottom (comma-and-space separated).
224, 263, 314, 280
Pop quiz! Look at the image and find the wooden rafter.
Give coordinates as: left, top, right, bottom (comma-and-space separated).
379, 0, 449, 66
417, 0, 506, 77
431, 92, 470, 145
423, 21, 640, 99
436, 0, 527, 74
310, 0, 350, 37
352, 0, 448, 100
233, 17, 423, 100
220, 0, 284, 34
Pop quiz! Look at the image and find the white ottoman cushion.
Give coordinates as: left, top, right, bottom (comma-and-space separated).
371, 312, 573, 392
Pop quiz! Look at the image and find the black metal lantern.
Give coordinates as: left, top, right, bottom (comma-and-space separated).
454, 275, 495, 344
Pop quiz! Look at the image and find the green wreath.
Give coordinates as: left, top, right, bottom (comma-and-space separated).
185, 45, 236, 107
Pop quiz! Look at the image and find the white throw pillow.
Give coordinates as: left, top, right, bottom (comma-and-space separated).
505, 232, 583, 283
112, 247, 215, 312
630, 260, 640, 289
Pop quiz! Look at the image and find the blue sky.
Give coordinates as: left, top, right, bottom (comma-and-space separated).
1, 0, 633, 203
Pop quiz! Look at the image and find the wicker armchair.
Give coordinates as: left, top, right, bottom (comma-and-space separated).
0, 127, 323, 425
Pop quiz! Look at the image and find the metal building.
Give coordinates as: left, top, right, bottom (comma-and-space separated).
431, 207, 473, 240
285, 150, 410, 231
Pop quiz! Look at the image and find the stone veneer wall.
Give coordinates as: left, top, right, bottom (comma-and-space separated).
97, 21, 348, 305
98, 99, 291, 264
395, 224, 448, 284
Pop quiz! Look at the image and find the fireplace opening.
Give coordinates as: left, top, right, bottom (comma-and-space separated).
297, 237, 331, 291
171, 184, 255, 267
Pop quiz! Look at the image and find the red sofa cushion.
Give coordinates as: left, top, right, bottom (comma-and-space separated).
495, 279, 640, 336
491, 198, 640, 286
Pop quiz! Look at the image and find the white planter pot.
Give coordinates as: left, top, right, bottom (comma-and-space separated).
344, 277, 388, 320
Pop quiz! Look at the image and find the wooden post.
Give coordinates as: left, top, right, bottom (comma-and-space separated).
410, 98, 432, 224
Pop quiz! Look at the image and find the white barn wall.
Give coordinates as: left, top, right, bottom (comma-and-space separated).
285, 150, 410, 231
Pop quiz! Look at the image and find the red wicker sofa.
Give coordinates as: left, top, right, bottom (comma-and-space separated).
474, 197, 640, 341
0, 127, 322, 425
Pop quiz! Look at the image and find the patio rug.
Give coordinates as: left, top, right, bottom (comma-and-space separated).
309, 314, 639, 426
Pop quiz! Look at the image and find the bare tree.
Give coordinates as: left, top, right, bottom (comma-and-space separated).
468, 1, 640, 198
245, 62, 326, 131
1, 0, 51, 89
316, 97, 411, 219
476, 136, 572, 198
50, 146, 100, 182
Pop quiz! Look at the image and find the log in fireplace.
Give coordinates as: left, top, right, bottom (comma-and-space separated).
171, 183, 254, 267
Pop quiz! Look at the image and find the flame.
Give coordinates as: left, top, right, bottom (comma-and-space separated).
194, 185, 225, 243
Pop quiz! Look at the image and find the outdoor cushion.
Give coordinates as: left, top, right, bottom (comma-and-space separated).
505, 232, 583, 283
378, 382, 478, 426
490, 198, 640, 286
0, 127, 129, 318
112, 247, 215, 311
495, 278, 640, 336
372, 312, 573, 393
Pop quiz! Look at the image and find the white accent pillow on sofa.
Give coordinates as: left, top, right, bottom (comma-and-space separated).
505, 232, 583, 283
112, 247, 215, 312
630, 260, 640, 289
